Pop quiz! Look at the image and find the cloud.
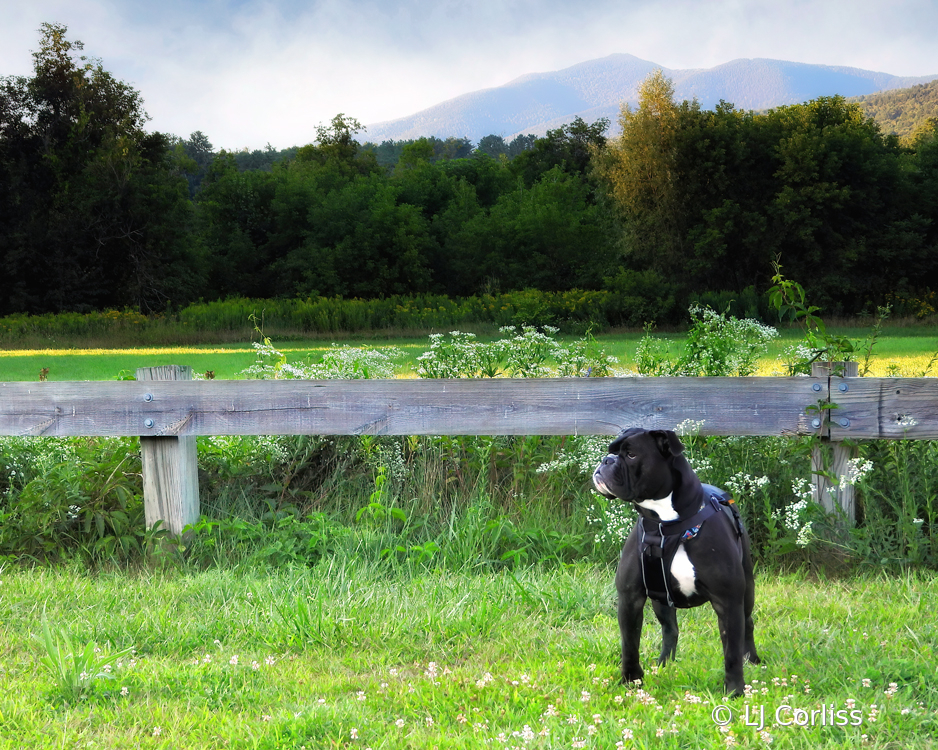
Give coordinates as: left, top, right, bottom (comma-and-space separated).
2, 0, 936, 150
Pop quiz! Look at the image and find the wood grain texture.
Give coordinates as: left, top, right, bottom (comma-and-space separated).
137, 366, 199, 535
828, 378, 938, 440
0, 377, 827, 437
810, 363, 859, 523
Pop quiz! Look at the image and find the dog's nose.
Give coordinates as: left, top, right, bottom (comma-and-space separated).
602, 455, 617, 466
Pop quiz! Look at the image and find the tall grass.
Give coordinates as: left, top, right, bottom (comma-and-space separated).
3, 428, 936, 575
3, 291, 934, 351
0, 291, 627, 349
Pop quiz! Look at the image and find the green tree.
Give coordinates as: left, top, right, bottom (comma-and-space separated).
476, 134, 508, 159
0, 23, 199, 313
597, 72, 937, 314
271, 171, 435, 298
511, 116, 609, 185
174, 130, 215, 195
195, 153, 278, 298
446, 166, 614, 293
295, 113, 378, 177
596, 70, 690, 276
507, 133, 536, 158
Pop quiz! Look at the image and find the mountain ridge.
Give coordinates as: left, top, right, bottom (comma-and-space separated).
364, 54, 938, 143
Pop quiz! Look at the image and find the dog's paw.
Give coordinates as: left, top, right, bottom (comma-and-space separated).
622, 670, 644, 686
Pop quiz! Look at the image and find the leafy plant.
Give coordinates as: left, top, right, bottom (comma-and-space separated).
856, 305, 892, 376
381, 540, 441, 566
851, 439, 937, 568
0, 439, 144, 563
184, 511, 348, 568
241, 317, 402, 380
37, 611, 134, 702
356, 467, 407, 526
416, 331, 505, 378
768, 262, 857, 374
415, 326, 617, 379
635, 306, 777, 376
769, 262, 895, 377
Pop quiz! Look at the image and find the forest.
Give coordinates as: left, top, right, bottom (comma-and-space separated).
2, 24, 937, 322
852, 78, 938, 141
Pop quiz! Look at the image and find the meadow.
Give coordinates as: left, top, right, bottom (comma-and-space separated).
2, 324, 937, 382
1, 562, 935, 749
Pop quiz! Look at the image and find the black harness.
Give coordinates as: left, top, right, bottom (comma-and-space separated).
638, 484, 744, 607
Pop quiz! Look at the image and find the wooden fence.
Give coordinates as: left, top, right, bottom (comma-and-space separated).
1, 365, 936, 535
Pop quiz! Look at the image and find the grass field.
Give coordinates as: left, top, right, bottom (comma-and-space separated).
1, 562, 935, 749
1, 325, 936, 382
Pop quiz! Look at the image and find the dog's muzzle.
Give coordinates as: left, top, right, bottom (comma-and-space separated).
592, 455, 620, 498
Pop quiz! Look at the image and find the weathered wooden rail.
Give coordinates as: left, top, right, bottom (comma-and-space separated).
1, 366, 936, 534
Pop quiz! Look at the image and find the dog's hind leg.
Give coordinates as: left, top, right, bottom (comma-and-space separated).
742, 540, 761, 665
744, 611, 760, 665
743, 569, 760, 665
651, 599, 679, 665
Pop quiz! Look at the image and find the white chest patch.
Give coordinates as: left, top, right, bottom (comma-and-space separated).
670, 544, 697, 597
636, 493, 679, 522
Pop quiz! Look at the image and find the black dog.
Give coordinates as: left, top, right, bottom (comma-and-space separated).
592, 427, 760, 696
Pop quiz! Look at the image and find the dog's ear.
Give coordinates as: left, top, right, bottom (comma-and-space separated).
650, 429, 685, 457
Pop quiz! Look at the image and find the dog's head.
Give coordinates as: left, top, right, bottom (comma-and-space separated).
592, 427, 688, 503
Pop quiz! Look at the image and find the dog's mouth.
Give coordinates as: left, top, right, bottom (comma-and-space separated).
592, 472, 614, 498
592, 455, 624, 500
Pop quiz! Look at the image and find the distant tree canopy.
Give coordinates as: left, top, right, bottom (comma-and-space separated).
362, 136, 474, 168
2, 30, 937, 321
194, 114, 616, 300
852, 79, 938, 142
596, 71, 938, 315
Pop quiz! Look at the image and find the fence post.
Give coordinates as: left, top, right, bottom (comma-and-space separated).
136, 366, 200, 536
811, 361, 859, 524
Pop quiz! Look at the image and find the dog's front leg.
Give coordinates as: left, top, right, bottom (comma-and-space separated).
651, 598, 678, 665
618, 588, 646, 684
711, 597, 746, 697
615, 535, 646, 685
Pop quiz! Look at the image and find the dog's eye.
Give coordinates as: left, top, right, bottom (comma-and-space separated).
625, 450, 636, 459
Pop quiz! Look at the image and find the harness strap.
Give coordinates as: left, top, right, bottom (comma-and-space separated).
638, 488, 734, 607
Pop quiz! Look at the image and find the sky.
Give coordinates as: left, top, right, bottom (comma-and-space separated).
2, 0, 937, 151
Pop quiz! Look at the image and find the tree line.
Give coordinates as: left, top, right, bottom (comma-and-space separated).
2, 24, 937, 321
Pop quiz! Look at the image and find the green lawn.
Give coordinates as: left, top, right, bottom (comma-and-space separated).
1, 563, 934, 749
1, 325, 935, 381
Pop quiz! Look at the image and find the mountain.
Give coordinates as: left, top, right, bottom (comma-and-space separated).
850, 79, 938, 141
364, 54, 938, 144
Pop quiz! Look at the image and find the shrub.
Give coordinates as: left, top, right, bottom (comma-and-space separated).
415, 326, 618, 379
0, 437, 145, 563
635, 305, 778, 376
